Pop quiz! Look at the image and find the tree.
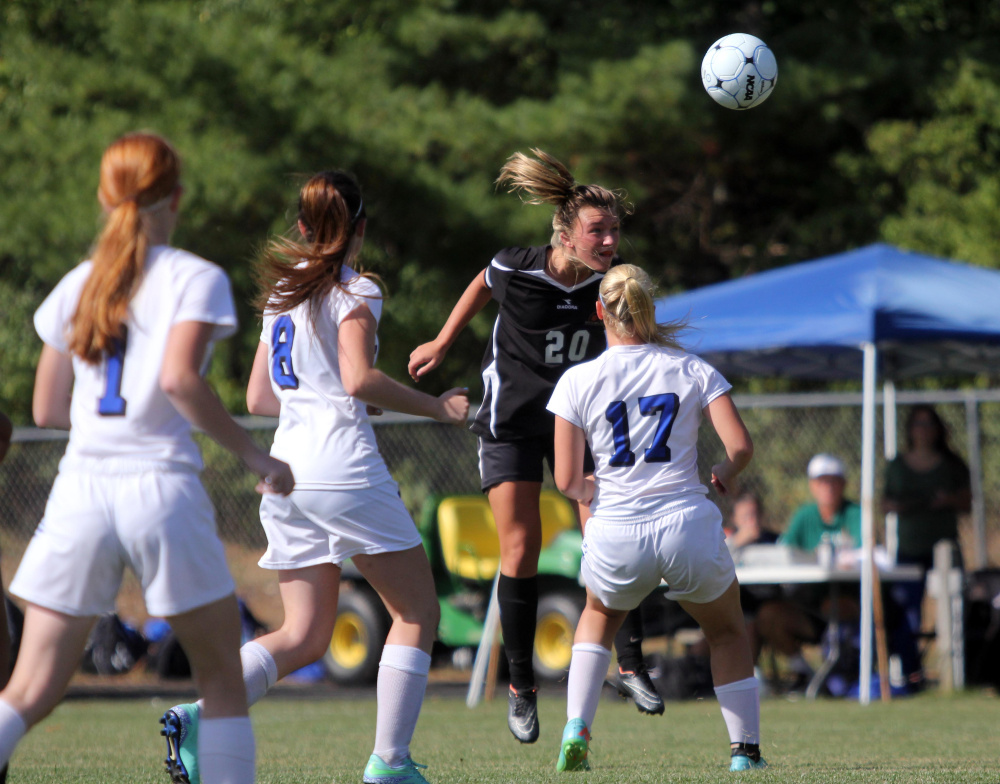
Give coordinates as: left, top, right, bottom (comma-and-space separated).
4, 0, 1000, 424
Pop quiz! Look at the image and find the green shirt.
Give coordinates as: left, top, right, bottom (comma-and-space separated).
779, 500, 862, 552
884, 454, 969, 560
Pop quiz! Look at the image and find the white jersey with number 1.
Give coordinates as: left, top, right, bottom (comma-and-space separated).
547, 344, 731, 521
260, 266, 392, 490
33, 245, 238, 471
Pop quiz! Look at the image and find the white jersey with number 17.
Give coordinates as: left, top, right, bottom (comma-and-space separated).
33, 245, 238, 471
547, 344, 731, 522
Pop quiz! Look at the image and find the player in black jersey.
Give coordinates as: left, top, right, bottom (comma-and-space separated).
409, 150, 661, 743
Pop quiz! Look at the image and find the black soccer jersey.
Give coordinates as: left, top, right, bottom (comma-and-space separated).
470, 245, 619, 440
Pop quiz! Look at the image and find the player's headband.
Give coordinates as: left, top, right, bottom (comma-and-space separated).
353, 197, 364, 224
139, 193, 175, 213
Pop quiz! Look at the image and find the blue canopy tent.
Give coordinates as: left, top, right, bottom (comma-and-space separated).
655, 242, 1000, 703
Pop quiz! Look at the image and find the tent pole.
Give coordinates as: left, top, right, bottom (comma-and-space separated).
859, 343, 878, 706
964, 391, 987, 569
883, 380, 898, 564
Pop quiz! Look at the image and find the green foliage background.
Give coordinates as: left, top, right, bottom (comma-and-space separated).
4, 0, 1000, 422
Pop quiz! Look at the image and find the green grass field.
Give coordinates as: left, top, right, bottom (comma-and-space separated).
9, 689, 999, 783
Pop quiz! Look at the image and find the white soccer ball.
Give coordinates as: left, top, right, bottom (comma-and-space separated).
701, 33, 777, 110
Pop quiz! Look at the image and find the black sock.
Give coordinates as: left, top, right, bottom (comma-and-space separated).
615, 608, 644, 672
498, 574, 538, 690
731, 742, 761, 762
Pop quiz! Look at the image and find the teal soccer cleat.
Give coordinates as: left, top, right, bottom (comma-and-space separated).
362, 754, 431, 784
730, 750, 768, 772
556, 718, 591, 772
160, 703, 200, 784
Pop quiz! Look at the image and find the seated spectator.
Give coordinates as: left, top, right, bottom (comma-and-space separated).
781, 454, 860, 552
755, 454, 920, 694
725, 492, 779, 551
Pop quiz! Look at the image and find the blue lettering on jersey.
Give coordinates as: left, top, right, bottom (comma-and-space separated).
604, 400, 636, 466
270, 315, 299, 390
638, 393, 680, 463
98, 331, 128, 416
603, 392, 679, 466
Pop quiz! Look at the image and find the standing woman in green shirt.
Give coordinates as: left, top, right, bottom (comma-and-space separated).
883, 405, 970, 636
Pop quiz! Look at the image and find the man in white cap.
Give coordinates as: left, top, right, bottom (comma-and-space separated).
751, 454, 863, 692
780, 454, 861, 552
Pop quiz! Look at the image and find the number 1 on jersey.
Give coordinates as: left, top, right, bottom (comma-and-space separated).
98, 332, 128, 416
604, 392, 679, 466
270, 315, 299, 390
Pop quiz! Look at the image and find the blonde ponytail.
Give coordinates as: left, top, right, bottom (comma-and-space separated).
600, 264, 686, 349
496, 148, 629, 255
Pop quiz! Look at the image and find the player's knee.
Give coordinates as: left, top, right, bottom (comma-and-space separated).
499, 542, 541, 575
390, 595, 439, 633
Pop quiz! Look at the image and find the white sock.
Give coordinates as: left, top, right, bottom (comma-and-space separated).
714, 676, 760, 745
566, 643, 612, 730
195, 640, 278, 714
373, 645, 431, 768
0, 700, 26, 767
240, 641, 279, 707
198, 716, 255, 784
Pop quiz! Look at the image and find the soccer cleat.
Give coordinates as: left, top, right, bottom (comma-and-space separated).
507, 685, 540, 743
362, 754, 431, 784
160, 703, 200, 784
616, 664, 664, 715
730, 745, 768, 772
556, 718, 591, 772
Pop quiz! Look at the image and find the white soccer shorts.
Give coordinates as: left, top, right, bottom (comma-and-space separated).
11, 467, 235, 617
257, 479, 422, 569
581, 494, 736, 610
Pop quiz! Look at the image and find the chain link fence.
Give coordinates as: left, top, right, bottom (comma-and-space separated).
3, 391, 999, 591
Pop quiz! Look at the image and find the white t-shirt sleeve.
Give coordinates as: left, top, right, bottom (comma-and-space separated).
174, 264, 238, 339
33, 263, 91, 353
692, 356, 732, 408
334, 276, 383, 325
546, 371, 584, 429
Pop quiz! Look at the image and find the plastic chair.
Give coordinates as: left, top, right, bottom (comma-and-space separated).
436, 495, 501, 581
539, 490, 577, 548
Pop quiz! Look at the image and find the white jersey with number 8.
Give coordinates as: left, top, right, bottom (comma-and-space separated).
33, 245, 237, 471
260, 266, 392, 489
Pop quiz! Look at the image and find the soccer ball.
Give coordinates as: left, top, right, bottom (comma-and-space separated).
701, 33, 777, 110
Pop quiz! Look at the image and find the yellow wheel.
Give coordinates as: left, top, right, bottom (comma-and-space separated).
329, 611, 369, 671
533, 591, 583, 681
323, 586, 389, 684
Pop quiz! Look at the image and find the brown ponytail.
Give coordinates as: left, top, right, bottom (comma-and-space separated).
254, 170, 382, 317
69, 133, 180, 364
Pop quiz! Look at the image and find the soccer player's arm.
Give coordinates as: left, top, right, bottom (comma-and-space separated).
247, 342, 281, 417
408, 269, 492, 381
33, 344, 75, 430
340, 305, 468, 425
161, 320, 294, 495
553, 415, 594, 506
703, 392, 753, 495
